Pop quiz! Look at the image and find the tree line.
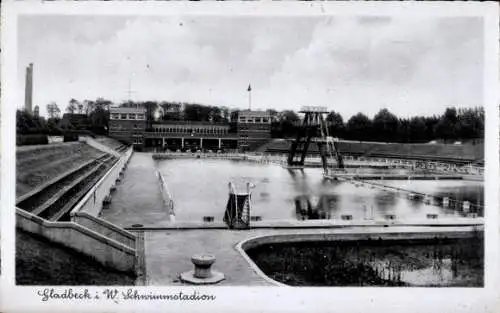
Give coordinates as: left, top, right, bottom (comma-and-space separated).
17, 98, 484, 143
17, 98, 111, 135
269, 107, 484, 143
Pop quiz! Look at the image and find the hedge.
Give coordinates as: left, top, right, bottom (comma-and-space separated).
17, 134, 48, 146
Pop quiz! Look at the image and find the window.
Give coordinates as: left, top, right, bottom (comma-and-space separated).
137, 114, 145, 120
129, 114, 136, 120
111, 113, 119, 120
120, 114, 127, 119
262, 118, 268, 123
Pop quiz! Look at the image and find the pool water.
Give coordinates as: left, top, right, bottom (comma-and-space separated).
157, 159, 483, 223
245, 236, 484, 287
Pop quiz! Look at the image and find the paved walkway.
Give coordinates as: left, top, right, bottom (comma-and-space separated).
101, 153, 170, 227
140, 225, 480, 286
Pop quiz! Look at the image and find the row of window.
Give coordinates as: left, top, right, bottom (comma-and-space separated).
109, 124, 143, 130
110, 113, 146, 120
153, 127, 228, 135
133, 138, 143, 144
238, 125, 272, 131
238, 117, 270, 123
239, 136, 271, 139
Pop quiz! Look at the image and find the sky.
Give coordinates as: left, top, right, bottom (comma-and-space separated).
17, 15, 484, 119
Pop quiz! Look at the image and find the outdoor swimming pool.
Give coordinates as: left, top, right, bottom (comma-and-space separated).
156, 158, 483, 223
246, 236, 483, 287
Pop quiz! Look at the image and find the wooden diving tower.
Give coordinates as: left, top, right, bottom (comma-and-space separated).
287, 106, 344, 173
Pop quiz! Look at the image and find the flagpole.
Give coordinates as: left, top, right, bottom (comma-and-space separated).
248, 84, 252, 111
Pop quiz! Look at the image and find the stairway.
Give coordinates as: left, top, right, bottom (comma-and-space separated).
17, 154, 117, 221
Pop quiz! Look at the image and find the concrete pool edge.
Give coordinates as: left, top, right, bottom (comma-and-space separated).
124, 218, 484, 231
151, 153, 483, 182
234, 227, 484, 287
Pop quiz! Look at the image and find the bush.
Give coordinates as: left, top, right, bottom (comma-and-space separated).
16, 134, 48, 146
63, 134, 79, 142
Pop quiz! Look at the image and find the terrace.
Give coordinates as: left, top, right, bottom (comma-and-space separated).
259, 139, 484, 164
16, 142, 118, 221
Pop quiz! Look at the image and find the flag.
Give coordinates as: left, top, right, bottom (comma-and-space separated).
247, 84, 252, 92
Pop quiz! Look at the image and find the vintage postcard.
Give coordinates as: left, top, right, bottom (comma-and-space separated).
1, 1, 499, 312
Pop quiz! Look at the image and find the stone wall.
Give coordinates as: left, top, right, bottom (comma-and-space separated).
71, 147, 133, 217
71, 212, 136, 249
17, 208, 136, 273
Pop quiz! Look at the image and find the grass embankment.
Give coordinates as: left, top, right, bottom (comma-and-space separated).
16, 143, 104, 197
16, 230, 136, 285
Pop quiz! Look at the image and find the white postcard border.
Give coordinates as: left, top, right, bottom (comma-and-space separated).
1, 2, 499, 313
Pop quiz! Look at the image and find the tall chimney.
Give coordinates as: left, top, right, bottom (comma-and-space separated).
25, 63, 33, 113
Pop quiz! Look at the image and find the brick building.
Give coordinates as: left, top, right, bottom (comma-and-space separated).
145, 121, 238, 151
109, 107, 271, 152
108, 107, 147, 149
236, 110, 272, 151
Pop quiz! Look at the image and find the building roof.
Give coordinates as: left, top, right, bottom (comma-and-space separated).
238, 110, 271, 118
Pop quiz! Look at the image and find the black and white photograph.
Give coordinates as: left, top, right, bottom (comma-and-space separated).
1, 1, 499, 313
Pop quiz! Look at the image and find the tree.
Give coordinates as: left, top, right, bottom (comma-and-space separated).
372, 108, 400, 142
83, 99, 95, 115
346, 113, 372, 141
434, 107, 459, 141
409, 117, 427, 142
143, 101, 159, 128
424, 116, 439, 141
398, 118, 411, 143
95, 97, 112, 111
183, 103, 200, 121
326, 111, 345, 137
46, 102, 61, 119
88, 105, 108, 135
277, 110, 300, 138
279, 110, 300, 123
220, 106, 230, 123
266, 109, 279, 122
66, 99, 78, 114
183, 103, 213, 122
159, 101, 182, 121
83, 97, 112, 135
209, 106, 222, 123
456, 107, 484, 139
